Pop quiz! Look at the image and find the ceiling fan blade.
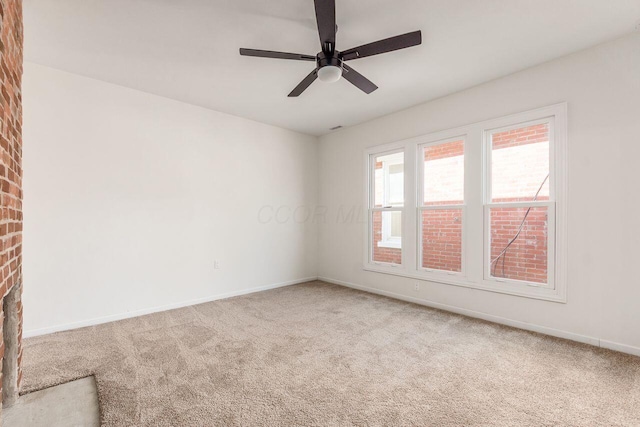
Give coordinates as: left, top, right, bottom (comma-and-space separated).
313, 0, 336, 53
239, 48, 316, 61
288, 69, 319, 97
342, 64, 378, 94
341, 30, 422, 61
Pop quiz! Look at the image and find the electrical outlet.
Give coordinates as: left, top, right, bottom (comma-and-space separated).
214, 260, 220, 270
414, 283, 420, 291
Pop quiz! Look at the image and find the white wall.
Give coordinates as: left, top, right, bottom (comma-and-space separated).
23, 63, 318, 335
318, 34, 640, 355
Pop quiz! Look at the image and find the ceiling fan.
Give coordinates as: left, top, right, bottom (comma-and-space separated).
239, 0, 422, 97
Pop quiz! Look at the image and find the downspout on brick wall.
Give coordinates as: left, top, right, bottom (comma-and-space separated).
0, 0, 24, 413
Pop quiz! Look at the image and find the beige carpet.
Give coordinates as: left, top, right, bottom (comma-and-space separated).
21, 281, 640, 426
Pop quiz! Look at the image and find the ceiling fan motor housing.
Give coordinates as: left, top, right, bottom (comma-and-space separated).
317, 51, 343, 70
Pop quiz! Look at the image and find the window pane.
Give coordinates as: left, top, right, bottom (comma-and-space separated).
489, 206, 548, 284
374, 152, 404, 208
423, 140, 464, 206
372, 210, 402, 264
421, 209, 462, 272
491, 123, 550, 203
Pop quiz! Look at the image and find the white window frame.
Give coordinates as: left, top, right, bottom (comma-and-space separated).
483, 118, 555, 291
366, 147, 406, 267
363, 103, 568, 302
417, 136, 467, 278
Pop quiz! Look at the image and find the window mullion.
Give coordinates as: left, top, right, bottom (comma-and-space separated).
419, 204, 465, 210
403, 145, 417, 271
485, 201, 554, 209
371, 207, 404, 212
466, 127, 484, 284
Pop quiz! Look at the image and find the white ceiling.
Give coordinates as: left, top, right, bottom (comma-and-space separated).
24, 0, 640, 136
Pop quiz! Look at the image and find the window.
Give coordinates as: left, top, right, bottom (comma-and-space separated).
364, 104, 567, 302
485, 121, 554, 287
419, 138, 465, 274
369, 151, 404, 265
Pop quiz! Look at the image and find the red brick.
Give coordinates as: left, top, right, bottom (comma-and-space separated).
0, 0, 24, 410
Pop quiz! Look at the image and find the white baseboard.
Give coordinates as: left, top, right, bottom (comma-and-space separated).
319, 276, 640, 357
599, 340, 640, 357
23, 276, 318, 338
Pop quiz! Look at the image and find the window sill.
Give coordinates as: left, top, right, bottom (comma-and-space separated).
363, 264, 566, 303
377, 241, 402, 249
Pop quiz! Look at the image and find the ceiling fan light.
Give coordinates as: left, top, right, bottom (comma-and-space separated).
317, 65, 342, 83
